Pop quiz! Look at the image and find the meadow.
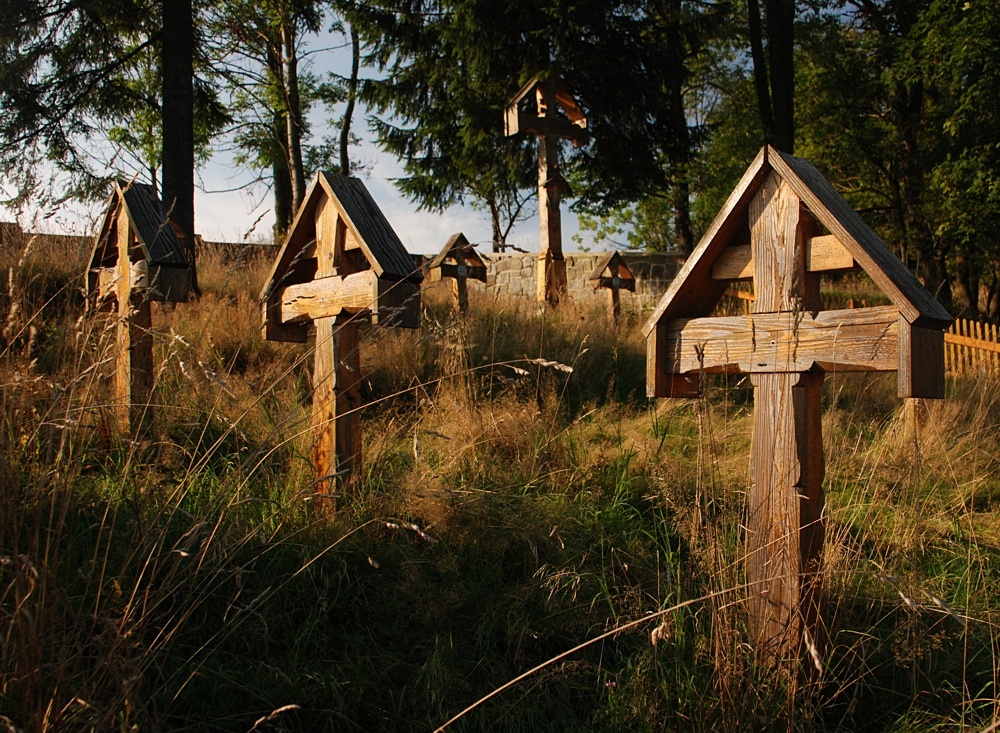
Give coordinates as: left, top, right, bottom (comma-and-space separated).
1, 232, 998, 731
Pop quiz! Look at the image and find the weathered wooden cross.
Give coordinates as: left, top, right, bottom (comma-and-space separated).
87, 181, 190, 432
504, 74, 587, 306
428, 232, 487, 314
644, 146, 952, 669
589, 251, 636, 324
260, 172, 422, 497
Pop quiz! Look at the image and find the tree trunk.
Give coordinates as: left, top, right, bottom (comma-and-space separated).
766, 0, 795, 153
273, 111, 293, 238
489, 199, 504, 253
161, 0, 198, 295
747, 0, 795, 153
893, 80, 953, 312
665, 0, 694, 255
281, 17, 306, 214
339, 24, 360, 176
747, 0, 775, 146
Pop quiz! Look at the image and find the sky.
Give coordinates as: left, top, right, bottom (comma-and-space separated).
0, 22, 589, 257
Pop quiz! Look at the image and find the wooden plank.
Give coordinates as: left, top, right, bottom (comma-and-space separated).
769, 147, 953, 329
595, 275, 636, 292
660, 306, 901, 375
751, 171, 802, 313
747, 371, 825, 665
277, 271, 376, 324
438, 263, 487, 283
898, 319, 944, 398
712, 235, 854, 280
642, 147, 769, 336
114, 208, 153, 433
647, 322, 699, 398
312, 316, 361, 501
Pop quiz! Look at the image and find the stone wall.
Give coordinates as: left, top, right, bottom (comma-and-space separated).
471, 252, 681, 312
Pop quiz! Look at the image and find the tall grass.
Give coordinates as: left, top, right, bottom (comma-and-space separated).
0, 235, 997, 731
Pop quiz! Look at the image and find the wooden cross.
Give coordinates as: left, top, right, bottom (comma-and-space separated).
589, 251, 636, 324
260, 172, 422, 500
644, 146, 952, 671
87, 181, 189, 433
505, 74, 587, 306
428, 232, 487, 313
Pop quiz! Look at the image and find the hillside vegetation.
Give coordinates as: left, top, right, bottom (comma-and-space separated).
1, 234, 998, 731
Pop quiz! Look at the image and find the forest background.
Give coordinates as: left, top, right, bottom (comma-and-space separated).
2, 0, 999, 318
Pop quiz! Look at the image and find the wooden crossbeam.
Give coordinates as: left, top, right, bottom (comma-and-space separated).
278, 270, 377, 324
711, 234, 854, 280
659, 305, 900, 374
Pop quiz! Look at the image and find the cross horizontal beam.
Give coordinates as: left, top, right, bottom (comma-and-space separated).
711, 234, 854, 280
660, 305, 900, 374
278, 270, 377, 324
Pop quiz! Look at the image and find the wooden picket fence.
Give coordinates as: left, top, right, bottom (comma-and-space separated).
945, 317, 1000, 378
723, 287, 1000, 378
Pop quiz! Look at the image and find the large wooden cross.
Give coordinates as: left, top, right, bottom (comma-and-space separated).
87, 182, 189, 433
644, 146, 952, 669
260, 172, 422, 499
505, 74, 587, 306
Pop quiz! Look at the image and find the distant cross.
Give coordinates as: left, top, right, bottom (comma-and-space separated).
589, 251, 636, 324
505, 74, 587, 306
87, 182, 189, 433
429, 233, 487, 314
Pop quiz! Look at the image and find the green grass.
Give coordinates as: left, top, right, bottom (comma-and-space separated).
1, 237, 998, 731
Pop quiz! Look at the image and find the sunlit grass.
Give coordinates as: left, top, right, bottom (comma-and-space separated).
0, 236, 997, 731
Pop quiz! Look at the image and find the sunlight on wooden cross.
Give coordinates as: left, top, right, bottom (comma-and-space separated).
644, 146, 952, 674
260, 173, 422, 506
87, 182, 189, 433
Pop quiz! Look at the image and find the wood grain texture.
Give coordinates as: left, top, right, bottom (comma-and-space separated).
660, 306, 900, 374
114, 208, 154, 434
647, 323, 700, 398
312, 316, 362, 502
898, 320, 945, 398
747, 372, 825, 666
751, 172, 802, 313
712, 235, 854, 280
278, 271, 376, 323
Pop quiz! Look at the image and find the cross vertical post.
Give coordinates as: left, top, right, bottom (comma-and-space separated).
311, 194, 362, 499
114, 206, 154, 433
745, 172, 825, 666
536, 78, 566, 305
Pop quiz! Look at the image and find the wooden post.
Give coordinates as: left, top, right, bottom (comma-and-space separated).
452, 265, 470, 313
114, 206, 154, 433
744, 172, 826, 669
536, 92, 567, 306
311, 194, 362, 499
608, 279, 621, 324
